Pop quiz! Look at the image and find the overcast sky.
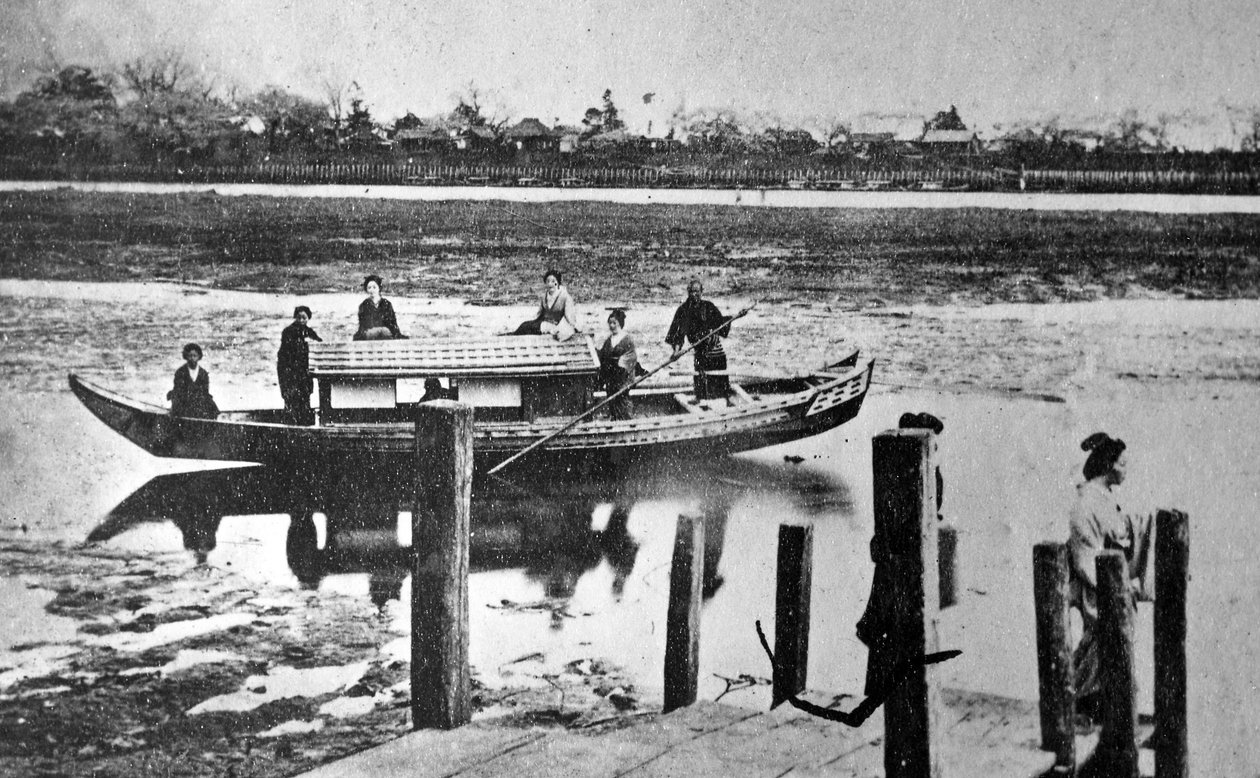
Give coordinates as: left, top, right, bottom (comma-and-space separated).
4, 0, 1258, 132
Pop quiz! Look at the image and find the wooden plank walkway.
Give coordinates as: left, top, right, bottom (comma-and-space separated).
297, 688, 1110, 778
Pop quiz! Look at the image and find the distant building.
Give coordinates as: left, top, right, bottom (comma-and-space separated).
392, 125, 450, 152
452, 126, 497, 151
917, 129, 981, 154
504, 118, 558, 153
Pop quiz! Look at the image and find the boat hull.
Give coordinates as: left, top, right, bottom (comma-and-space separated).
68, 360, 873, 469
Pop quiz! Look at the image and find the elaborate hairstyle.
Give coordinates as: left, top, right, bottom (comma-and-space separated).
363, 274, 383, 290
544, 269, 562, 284
1081, 432, 1126, 481
182, 342, 203, 359
608, 308, 627, 327
898, 411, 944, 435
293, 305, 313, 318
687, 277, 704, 292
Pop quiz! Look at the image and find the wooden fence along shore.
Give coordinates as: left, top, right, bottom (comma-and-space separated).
401, 411, 1193, 777
2, 158, 1258, 194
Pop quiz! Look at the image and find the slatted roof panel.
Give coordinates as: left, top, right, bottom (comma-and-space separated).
309, 335, 599, 377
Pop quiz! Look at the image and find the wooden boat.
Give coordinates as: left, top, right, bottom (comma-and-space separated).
68, 335, 873, 470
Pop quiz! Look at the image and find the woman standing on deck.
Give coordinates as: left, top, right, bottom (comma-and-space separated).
1067, 432, 1154, 722
277, 306, 322, 425
597, 309, 638, 420
354, 275, 405, 340
511, 269, 578, 339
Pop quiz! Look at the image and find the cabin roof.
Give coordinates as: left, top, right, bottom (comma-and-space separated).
308, 335, 599, 378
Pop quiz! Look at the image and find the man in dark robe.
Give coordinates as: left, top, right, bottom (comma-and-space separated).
665, 279, 731, 401
277, 306, 322, 425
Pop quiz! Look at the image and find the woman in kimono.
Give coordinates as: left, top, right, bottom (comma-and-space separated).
596, 309, 638, 420
511, 270, 578, 338
855, 411, 945, 698
277, 306, 322, 425
1067, 432, 1154, 721
354, 275, 405, 340
167, 343, 219, 419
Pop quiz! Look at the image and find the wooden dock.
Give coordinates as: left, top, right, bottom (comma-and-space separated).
295, 689, 1124, 778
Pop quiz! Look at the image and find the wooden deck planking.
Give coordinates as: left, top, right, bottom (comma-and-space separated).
297, 692, 1072, 778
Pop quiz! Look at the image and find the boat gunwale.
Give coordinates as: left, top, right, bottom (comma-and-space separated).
70, 359, 870, 437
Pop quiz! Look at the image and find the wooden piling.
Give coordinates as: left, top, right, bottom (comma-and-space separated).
1155, 509, 1190, 778
1033, 542, 1075, 770
410, 400, 474, 730
872, 429, 943, 778
938, 522, 958, 609
663, 513, 704, 713
1096, 550, 1139, 777
772, 524, 813, 708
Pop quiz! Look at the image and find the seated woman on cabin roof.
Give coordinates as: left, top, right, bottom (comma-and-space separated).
597, 309, 638, 421
354, 274, 406, 340
510, 269, 578, 338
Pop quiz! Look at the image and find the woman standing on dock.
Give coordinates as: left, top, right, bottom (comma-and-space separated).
1067, 432, 1153, 721
354, 275, 406, 340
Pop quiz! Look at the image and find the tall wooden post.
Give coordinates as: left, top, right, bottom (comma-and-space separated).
1155, 509, 1190, 778
1096, 550, 1139, 778
872, 429, 942, 778
410, 401, 474, 730
938, 522, 959, 609
773, 524, 813, 708
663, 514, 704, 713
1033, 542, 1075, 772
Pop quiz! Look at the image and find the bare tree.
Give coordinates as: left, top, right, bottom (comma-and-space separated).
119, 50, 198, 100
449, 81, 510, 130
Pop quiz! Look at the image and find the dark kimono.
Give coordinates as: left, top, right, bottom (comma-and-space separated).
856, 459, 945, 696
665, 298, 730, 400
597, 333, 638, 420
354, 298, 403, 340
167, 365, 218, 419
277, 321, 322, 424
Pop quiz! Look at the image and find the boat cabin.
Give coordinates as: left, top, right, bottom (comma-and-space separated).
308, 336, 601, 424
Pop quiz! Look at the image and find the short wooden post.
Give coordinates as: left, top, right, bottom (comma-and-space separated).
873, 429, 942, 778
663, 513, 704, 713
1155, 509, 1190, 778
1095, 550, 1139, 777
773, 524, 813, 708
1033, 542, 1075, 772
410, 400, 474, 730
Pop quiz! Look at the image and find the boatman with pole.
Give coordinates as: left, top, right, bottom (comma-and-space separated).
666, 278, 732, 402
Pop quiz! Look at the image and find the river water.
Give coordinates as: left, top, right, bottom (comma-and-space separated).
2, 382, 1257, 775
5, 179, 1260, 214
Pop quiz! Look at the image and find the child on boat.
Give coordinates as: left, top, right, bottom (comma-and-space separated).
167, 343, 219, 419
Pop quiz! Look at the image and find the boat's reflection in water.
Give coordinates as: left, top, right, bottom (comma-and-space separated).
91, 455, 855, 612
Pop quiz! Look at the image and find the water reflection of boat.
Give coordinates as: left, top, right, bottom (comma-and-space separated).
67, 337, 872, 469
89, 457, 851, 606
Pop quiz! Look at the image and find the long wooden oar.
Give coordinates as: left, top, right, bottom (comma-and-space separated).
486, 303, 757, 476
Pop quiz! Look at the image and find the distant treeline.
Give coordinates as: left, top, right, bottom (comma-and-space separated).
3, 61, 1259, 193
